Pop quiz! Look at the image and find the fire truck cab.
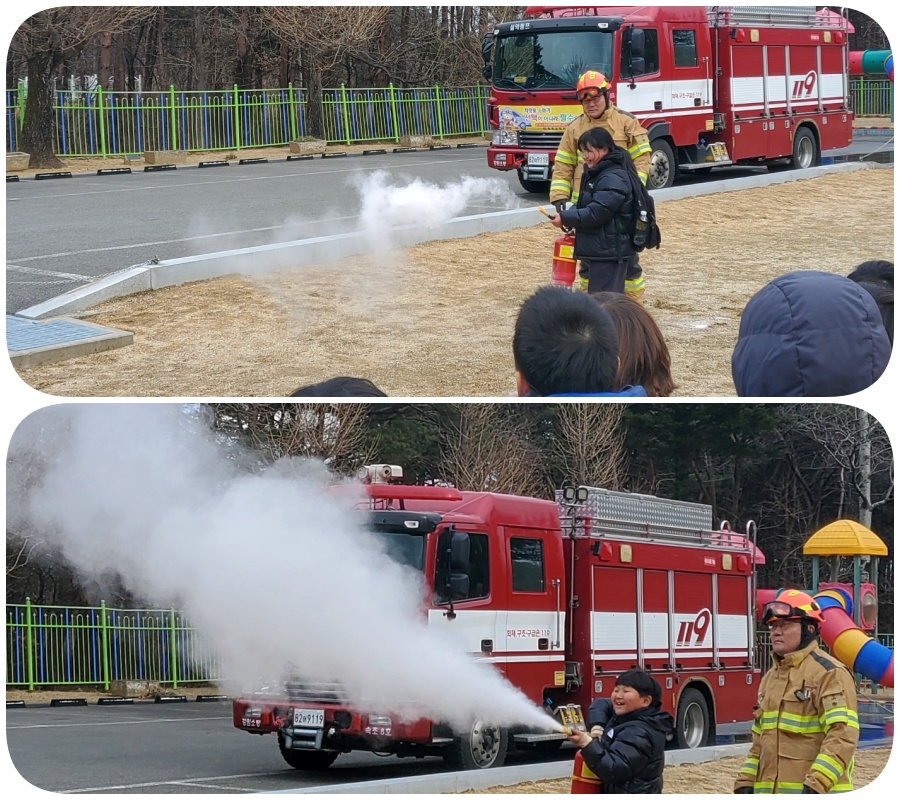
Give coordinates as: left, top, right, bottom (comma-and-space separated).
484, 5, 854, 191
233, 474, 763, 771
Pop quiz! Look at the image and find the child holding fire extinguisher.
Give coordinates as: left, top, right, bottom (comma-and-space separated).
547, 126, 636, 294
566, 669, 673, 793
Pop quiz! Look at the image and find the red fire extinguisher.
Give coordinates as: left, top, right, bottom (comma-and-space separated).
551, 232, 577, 287
571, 748, 602, 793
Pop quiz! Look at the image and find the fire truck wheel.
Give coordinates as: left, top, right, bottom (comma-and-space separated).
444, 720, 509, 769
277, 734, 339, 770
675, 687, 710, 749
517, 174, 552, 194
647, 139, 677, 190
790, 127, 819, 170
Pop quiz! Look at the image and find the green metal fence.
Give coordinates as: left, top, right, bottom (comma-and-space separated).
6, 600, 223, 690
850, 77, 894, 118
5, 83, 489, 158
6, 79, 892, 158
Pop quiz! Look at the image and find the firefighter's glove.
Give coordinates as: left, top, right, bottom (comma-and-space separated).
552, 200, 567, 215
802, 788, 818, 794
734, 788, 754, 794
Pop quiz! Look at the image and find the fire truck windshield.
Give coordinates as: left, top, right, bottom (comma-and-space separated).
371, 530, 426, 572
493, 30, 613, 89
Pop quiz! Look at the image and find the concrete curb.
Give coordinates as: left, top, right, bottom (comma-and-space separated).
13, 161, 884, 322
266, 743, 752, 794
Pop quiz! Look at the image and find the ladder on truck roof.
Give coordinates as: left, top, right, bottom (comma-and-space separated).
708, 6, 851, 30
556, 485, 754, 552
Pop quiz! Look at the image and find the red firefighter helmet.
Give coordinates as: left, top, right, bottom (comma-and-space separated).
762, 589, 825, 626
576, 71, 610, 101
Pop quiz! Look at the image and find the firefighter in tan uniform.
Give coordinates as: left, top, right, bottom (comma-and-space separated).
550, 71, 652, 299
734, 590, 859, 794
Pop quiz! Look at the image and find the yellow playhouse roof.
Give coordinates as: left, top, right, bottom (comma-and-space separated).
803, 520, 888, 556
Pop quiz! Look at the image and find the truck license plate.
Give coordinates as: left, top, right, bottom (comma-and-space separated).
528, 153, 550, 166
293, 708, 325, 727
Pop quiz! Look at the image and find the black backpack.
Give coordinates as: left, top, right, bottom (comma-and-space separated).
623, 158, 661, 252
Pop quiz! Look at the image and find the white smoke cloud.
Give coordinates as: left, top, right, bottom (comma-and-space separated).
6, 404, 556, 734
356, 171, 520, 253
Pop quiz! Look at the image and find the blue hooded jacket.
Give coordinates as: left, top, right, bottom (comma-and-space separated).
732, 270, 891, 397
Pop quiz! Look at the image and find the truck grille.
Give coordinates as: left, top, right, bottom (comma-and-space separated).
284, 679, 349, 705
520, 131, 563, 150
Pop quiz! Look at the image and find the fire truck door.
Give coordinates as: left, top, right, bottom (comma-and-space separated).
673, 572, 714, 670
766, 45, 791, 158
429, 529, 509, 677
502, 531, 565, 700
592, 566, 638, 673
664, 23, 711, 130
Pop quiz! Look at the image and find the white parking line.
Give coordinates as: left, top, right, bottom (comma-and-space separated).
6, 217, 359, 263
61, 769, 289, 793
6, 264, 96, 280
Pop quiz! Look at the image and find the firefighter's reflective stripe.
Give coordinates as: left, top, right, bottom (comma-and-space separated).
629, 139, 651, 160
625, 274, 645, 292
822, 707, 859, 728
738, 754, 760, 777
570, 748, 602, 793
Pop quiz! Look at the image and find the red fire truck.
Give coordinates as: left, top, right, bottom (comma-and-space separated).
483, 5, 855, 191
232, 467, 764, 771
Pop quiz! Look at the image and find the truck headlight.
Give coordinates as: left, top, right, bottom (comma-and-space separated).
492, 130, 519, 146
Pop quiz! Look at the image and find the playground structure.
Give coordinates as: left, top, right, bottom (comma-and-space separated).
850, 50, 894, 82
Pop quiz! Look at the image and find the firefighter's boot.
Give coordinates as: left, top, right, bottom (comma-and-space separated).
625, 274, 646, 304
575, 263, 589, 292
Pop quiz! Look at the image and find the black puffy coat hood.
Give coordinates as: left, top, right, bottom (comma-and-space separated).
732, 270, 891, 397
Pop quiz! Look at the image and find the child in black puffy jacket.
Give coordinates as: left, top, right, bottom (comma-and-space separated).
567, 668, 674, 793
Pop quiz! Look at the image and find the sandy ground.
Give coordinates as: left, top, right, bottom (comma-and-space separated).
474, 747, 893, 794
13, 162, 893, 398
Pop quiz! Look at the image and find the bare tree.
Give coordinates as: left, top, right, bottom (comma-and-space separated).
552, 405, 626, 489
790, 405, 893, 529
8, 6, 156, 167
440, 405, 545, 496
257, 6, 391, 137
211, 403, 375, 477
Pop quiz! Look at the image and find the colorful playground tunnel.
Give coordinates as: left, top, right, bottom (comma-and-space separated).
757, 586, 894, 688
815, 587, 894, 688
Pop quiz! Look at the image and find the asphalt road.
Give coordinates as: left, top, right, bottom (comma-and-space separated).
5, 701, 573, 794
5, 134, 892, 314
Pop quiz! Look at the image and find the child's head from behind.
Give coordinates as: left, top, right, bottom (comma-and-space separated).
612, 668, 661, 715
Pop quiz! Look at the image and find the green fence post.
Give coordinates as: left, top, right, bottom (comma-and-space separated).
100, 600, 110, 691
233, 85, 242, 151
97, 86, 108, 158
169, 608, 179, 689
478, 83, 488, 136
434, 85, 445, 140
169, 85, 177, 151
340, 84, 351, 146
388, 83, 400, 143
25, 597, 35, 691
288, 82, 298, 141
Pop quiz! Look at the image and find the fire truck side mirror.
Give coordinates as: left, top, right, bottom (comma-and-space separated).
482, 33, 494, 65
